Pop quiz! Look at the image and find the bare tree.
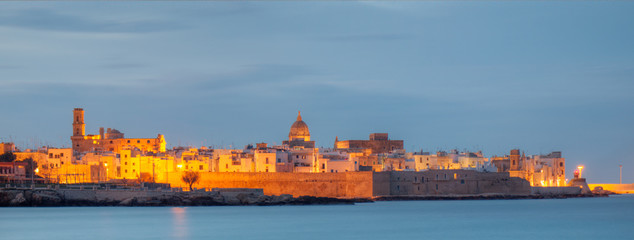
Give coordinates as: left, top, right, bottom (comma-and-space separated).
181, 171, 200, 191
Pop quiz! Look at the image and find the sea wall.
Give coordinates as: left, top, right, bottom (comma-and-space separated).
588, 183, 634, 194
382, 170, 532, 196
168, 172, 376, 198
531, 186, 581, 195
165, 170, 531, 198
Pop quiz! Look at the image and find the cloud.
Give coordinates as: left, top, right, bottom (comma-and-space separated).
322, 33, 413, 42
100, 63, 146, 69
0, 8, 184, 33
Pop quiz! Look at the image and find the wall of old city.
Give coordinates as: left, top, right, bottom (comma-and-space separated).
385, 170, 532, 196
167, 171, 376, 198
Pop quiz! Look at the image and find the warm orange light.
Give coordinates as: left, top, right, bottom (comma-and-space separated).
577, 165, 584, 178
104, 163, 108, 167
35, 168, 39, 173
177, 164, 182, 168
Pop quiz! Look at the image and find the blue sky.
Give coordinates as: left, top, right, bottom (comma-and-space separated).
1, 2, 633, 183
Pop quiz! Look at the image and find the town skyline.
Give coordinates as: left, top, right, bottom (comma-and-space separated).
1, 2, 633, 183
0, 106, 624, 184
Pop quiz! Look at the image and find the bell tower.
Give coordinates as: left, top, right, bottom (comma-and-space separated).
73, 108, 85, 137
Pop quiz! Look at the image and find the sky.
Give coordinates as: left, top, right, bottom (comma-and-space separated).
0, 2, 633, 183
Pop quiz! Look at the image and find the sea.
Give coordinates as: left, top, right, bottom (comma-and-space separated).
2, 195, 633, 240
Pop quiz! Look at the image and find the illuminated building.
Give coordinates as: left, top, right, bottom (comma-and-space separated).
282, 111, 315, 149
70, 108, 166, 154
335, 133, 403, 154
491, 149, 566, 187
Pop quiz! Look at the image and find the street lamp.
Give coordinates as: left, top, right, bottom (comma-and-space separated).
620, 165, 623, 184
577, 165, 584, 178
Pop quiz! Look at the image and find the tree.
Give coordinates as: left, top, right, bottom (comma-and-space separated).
0, 152, 16, 162
181, 171, 200, 191
19, 157, 38, 178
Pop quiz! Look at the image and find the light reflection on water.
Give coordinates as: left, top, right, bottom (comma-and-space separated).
171, 207, 187, 240
1, 195, 633, 240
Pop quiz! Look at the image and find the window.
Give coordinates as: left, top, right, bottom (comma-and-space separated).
265, 167, 269, 172
226, 164, 228, 169
147, 140, 150, 143
49, 153, 53, 158
415, 177, 417, 182
444, 174, 447, 179
124, 155, 127, 158
454, 173, 457, 179
435, 184, 438, 190
127, 140, 130, 143
461, 179, 465, 184
199, 165, 203, 170
132, 162, 135, 166
132, 169, 135, 172
125, 170, 128, 173
265, 158, 269, 164
125, 162, 128, 165
322, 163, 325, 169
296, 155, 299, 159
560, 162, 563, 167
137, 140, 140, 143
60, 153, 64, 157
110, 141, 113, 144
397, 185, 400, 190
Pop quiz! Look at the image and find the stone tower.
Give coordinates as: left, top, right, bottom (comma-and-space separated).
510, 149, 520, 171
73, 108, 85, 137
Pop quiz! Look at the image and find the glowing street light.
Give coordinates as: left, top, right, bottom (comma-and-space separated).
577, 165, 584, 178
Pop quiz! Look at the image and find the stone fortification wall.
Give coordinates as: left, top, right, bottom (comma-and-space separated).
383, 170, 531, 196
166, 170, 531, 198
168, 172, 375, 198
531, 187, 581, 195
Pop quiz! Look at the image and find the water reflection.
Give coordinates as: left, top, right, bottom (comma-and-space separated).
171, 207, 188, 240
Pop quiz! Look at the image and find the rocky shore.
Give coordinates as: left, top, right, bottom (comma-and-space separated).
373, 193, 608, 201
0, 188, 360, 207
1, 188, 610, 207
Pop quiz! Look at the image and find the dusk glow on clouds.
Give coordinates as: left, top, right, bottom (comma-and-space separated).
1, 2, 633, 182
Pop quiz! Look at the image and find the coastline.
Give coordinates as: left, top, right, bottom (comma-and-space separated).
0, 188, 608, 207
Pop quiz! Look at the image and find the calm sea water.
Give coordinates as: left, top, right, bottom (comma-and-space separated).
1, 195, 633, 240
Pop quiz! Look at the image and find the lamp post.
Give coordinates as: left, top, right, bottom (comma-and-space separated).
577, 165, 584, 178
620, 165, 623, 184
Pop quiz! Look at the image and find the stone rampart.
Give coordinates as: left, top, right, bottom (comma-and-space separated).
383, 170, 531, 196
169, 172, 375, 198
531, 186, 581, 195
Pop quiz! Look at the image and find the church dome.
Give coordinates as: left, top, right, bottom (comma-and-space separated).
289, 111, 310, 140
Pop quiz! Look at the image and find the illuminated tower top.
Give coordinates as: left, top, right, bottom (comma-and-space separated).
73, 108, 85, 137
288, 111, 310, 141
